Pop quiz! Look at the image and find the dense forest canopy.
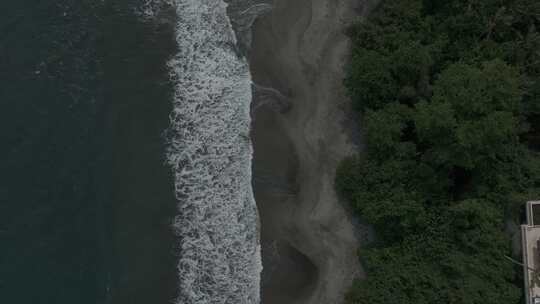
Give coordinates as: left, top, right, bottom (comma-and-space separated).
337, 0, 540, 303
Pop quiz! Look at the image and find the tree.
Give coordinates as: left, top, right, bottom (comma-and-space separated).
340, 0, 540, 303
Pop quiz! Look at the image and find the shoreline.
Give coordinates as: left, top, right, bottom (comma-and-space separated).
249, 0, 371, 302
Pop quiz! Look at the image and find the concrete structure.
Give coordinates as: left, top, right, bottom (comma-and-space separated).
522, 201, 540, 304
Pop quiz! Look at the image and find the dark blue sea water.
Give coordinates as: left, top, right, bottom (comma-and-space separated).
1, 1, 270, 302
0, 1, 178, 303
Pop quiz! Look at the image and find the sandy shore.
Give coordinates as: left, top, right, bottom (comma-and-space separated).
249, 0, 372, 303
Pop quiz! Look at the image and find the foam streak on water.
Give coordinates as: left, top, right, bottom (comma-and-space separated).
166, 1, 261, 303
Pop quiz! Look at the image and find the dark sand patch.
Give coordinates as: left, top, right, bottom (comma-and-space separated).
251, 104, 317, 304
249, 0, 368, 303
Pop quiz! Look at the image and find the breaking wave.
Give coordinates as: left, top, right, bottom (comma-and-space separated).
166, 0, 262, 303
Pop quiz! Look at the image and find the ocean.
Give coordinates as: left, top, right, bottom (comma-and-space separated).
1, 0, 266, 303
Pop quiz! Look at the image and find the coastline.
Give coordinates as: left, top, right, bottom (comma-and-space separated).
167, 1, 262, 303
249, 0, 371, 302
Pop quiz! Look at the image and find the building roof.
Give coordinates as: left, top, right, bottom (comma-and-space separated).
522, 201, 540, 304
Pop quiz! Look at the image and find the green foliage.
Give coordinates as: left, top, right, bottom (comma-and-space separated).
339, 0, 540, 302
415, 60, 523, 172
346, 49, 398, 110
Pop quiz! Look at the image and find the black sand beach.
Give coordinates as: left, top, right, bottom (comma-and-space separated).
249, 0, 370, 303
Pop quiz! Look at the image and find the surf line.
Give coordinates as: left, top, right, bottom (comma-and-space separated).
166, 1, 262, 303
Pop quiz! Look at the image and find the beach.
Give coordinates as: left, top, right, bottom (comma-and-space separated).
249, 0, 372, 302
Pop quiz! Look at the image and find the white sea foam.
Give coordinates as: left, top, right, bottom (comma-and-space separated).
166, 1, 261, 303
135, 0, 174, 20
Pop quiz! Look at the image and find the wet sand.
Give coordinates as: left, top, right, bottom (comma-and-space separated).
249, 0, 373, 303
